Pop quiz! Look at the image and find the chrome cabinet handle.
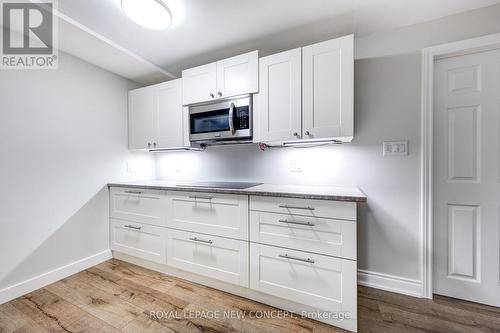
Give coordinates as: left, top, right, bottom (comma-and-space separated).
153, 142, 157, 147
189, 195, 213, 200
217, 91, 222, 97
124, 225, 142, 230
305, 131, 310, 136
228, 102, 235, 135
278, 219, 315, 227
293, 132, 299, 137
210, 93, 215, 98
124, 190, 142, 194
279, 254, 315, 264
189, 237, 213, 244
279, 204, 315, 211
148, 142, 152, 148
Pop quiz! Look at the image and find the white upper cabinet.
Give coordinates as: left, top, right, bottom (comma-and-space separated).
155, 80, 184, 148
128, 78, 187, 150
216, 50, 259, 99
302, 35, 354, 142
182, 62, 217, 105
255, 48, 302, 143
128, 87, 154, 150
254, 35, 354, 144
182, 51, 258, 105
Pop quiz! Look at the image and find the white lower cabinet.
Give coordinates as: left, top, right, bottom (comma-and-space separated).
165, 191, 249, 240
250, 243, 357, 318
109, 187, 359, 332
111, 219, 166, 264
166, 229, 249, 287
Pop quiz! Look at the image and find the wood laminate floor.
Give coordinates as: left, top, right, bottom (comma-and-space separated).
1, 259, 499, 333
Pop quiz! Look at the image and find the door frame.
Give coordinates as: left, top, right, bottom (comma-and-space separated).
421, 32, 500, 298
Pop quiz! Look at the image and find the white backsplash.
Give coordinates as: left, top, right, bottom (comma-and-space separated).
156, 143, 375, 187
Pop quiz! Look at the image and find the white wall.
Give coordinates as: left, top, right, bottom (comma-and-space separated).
156, 5, 500, 292
0, 49, 155, 296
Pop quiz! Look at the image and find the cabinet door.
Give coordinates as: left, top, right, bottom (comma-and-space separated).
111, 219, 166, 264
182, 62, 217, 105
128, 87, 154, 150
166, 229, 249, 287
154, 79, 184, 148
250, 243, 356, 318
249, 211, 356, 260
110, 187, 165, 226
216, 50, 258, 99
165, 191, 249, 240
182, 106, 190, 146
256, 48, 302, 142
302, 35, 353, 141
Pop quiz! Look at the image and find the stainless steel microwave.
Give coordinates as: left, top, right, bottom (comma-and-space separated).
189, 95, 252, 143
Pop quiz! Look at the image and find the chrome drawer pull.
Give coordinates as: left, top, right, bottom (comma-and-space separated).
189, 195, 213, 200
279, 254, 315, 264
278, 219, 315, 227
124, 225, 142, 230
124, 190, 142, 195
189, 237, 213, 244
279, 204, 315, 211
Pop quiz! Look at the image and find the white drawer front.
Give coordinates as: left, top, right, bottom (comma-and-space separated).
110, 187, 165, 226
166, 191, 248, 240
250, 196, 356, 221
166, 229, 249, 287
250, 243, 356, 317
111, 219, 166, 264
250, 211, 356, 260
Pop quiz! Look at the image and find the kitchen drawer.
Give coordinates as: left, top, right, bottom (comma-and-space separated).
250, 243, 356, 317
250, 211, 356, 259
165, 191, 248, 240
110, 187, 165, 226
111, 219, 166, 264
166, 229, 249, 287
250, 196, 356, 221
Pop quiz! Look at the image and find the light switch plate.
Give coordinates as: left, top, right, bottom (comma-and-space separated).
126, 162, 134, 173
383, 141, 409, 156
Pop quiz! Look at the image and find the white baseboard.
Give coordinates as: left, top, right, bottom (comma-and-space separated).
357, 269, 423, 298
0, 250, 112, 305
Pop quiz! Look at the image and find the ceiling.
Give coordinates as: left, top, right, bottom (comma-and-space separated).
56, 0, 500, 82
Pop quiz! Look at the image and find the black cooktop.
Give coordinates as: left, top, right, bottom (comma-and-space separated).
176, 181, 263, 190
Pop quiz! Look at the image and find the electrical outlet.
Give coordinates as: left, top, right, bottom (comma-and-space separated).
290, 160, 304, 172
126, 162, 134, 173
383, 141, 409, 156
175, 162, 181, 172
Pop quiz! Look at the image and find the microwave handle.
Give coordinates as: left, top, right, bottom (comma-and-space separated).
229, 102, 235, 135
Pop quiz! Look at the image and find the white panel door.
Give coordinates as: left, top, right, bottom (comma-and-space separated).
154, 79, 184, 148
256, 48, 302, 142
302, 35, 353, 141
128, 87, 154, 150
182, 62, 217, 105
216, 50, 258, 99
434, 48, 500, 307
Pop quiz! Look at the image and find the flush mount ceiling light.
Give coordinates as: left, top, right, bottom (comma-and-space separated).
121, 0, 172, 30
